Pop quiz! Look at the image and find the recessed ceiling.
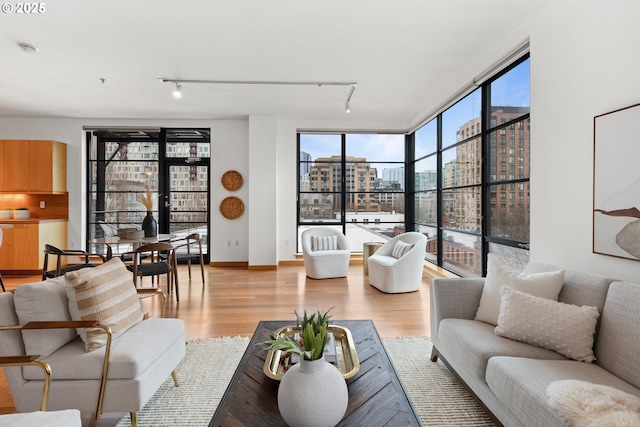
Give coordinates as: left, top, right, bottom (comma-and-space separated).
0, 0, 546, 129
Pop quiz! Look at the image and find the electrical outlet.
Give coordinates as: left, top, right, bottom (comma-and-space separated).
39, 201, 46, 208
227, 240, 231, 247
235, 240, 239, 246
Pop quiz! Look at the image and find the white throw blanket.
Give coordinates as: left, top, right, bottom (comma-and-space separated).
547, 380, 640, 427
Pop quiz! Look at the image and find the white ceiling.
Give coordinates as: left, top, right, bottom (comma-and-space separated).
0, 0, 545, 129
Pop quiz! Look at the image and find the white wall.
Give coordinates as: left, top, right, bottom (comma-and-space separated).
248, 115, 278, 266
0, 118, 250, 262
529, 0, 640, 282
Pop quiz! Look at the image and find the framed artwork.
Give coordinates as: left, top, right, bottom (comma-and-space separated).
593, 102, 640, 261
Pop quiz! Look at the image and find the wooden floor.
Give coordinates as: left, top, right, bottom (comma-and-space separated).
0, 263, 437, 424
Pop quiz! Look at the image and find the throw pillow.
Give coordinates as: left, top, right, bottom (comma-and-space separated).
65, 257, 144, 352
311, 235, 338, 251
13, 275, 77, 359
392, 240, 414, 259
474, 254, 565, 325
495, 287, 600, 362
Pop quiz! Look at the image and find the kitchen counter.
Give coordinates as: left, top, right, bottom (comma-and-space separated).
0, 218, 67, 224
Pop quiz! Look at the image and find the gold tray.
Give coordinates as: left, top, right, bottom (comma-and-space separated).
263, 325, 360, 381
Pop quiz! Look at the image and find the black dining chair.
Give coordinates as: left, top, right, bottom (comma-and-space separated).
41, 244, 107, 280
125, 242, 179, 302
169, 233, 205, 285
0, 227, 5, 292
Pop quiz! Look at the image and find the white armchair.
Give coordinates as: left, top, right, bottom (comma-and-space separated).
0, 259, 185, 427
367, 232, 427, 293
301, 228, 351, 279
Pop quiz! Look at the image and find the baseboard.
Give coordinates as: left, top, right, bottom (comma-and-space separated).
209, 261, 249, 268
0, 270, 42, 276
279, 260, 303, 267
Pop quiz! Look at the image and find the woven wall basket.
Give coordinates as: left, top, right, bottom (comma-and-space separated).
221, 170, 243, 191
220, 196, 244, 220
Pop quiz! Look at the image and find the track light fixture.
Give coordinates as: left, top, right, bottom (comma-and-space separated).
345, 84, 356, 114
172, 83, 182, 99
160, 78, 357, 112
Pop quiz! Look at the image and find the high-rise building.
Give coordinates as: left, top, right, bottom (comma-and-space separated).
382, 167, 404, 190
308, 156, 378, 209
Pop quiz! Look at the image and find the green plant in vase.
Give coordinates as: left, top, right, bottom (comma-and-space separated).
262, 308, 333, 361
262, 307, 348, 427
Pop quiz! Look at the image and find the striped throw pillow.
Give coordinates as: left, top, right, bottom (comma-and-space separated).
311, 235, 338, 251
392, 240, 414, 259
65, 257, 144, 352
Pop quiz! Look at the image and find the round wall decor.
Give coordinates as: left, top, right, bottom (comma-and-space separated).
220, 196, 245, 220
221, 170, 243, 191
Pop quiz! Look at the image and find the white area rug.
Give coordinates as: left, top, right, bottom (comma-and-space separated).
116, 336, 494, 426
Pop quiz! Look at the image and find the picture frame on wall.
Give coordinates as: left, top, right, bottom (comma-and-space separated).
593, 102, 640, 261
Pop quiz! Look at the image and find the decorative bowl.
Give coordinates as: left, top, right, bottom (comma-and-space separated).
127, 230, 145, 239
0, 210, 12, 220
13, 209, 30, 220
117, 227, 137, 238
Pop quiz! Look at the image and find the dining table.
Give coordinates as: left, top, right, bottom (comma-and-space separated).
89, 233, 174, 260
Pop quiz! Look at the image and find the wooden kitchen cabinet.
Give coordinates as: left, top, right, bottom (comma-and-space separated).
0, 140, 67, 193
0, 221, 67, 272
12, 223, 39, 270
0, 226, 14, 270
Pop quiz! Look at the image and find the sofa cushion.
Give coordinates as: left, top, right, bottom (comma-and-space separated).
495, 287, 600, 362
392, 240, 413, 258
485, 357, 640, 427
311, 235, 337, 251
23, 317, 185, 380
65, 258, 144, 352
367, 254, 398, 267
13, 276, 77, 359
595, 281, 640, 390
475, 255, 565, 325
438, 318, 565, 382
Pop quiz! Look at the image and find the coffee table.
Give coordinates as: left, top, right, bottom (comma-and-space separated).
209, 320, 423, 426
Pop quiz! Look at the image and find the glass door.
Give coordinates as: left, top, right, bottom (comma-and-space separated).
160, 130, 210, 262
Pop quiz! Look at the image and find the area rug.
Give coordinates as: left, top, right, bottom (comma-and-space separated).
116, 336, 495, 426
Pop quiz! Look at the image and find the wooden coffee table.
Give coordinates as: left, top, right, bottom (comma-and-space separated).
209, 319, 423, 426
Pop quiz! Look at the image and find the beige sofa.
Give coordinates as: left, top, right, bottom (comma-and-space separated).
0, 271, 185, 426
430, 263, 640, 426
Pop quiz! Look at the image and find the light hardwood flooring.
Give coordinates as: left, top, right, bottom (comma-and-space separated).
0, 263, 437, 424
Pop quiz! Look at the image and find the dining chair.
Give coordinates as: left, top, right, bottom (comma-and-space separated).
0, 227, 5, 292
125, 242, 179, 302
41, 244, 107, 280
169, 233, 205, 285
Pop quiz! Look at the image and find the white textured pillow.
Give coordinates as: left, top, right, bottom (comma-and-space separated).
495, 287, 600, 362
392, 240, 414, 259
475, 254, 565, 325
65, 257, 144, 352
311, 235, 338, 251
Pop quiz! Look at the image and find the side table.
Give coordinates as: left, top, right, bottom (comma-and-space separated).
363, 242, 384, 275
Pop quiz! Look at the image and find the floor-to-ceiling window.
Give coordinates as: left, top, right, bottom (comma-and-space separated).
298, 133, 406, 252
411, 55, 530, 276
86, 128, 211, 261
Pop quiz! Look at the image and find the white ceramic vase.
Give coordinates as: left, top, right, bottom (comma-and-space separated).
278, 358, 348, 427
